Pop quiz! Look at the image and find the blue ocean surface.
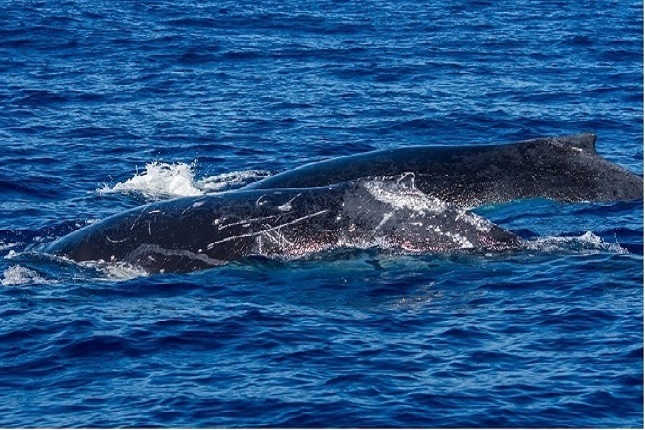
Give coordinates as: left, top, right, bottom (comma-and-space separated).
0, 0, 643, 427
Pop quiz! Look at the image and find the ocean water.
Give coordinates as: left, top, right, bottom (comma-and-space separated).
0, 0, 643, 427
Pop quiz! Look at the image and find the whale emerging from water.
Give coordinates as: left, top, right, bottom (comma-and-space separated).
248, 133, 643, 208
44, 133, 642, 273
44, 177, 520, 273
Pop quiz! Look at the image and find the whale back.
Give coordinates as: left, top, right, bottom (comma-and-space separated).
44, 177, 520, 273
248, 133, 643, 208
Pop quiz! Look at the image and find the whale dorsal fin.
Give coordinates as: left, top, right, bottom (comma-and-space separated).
552, 133, 597, 155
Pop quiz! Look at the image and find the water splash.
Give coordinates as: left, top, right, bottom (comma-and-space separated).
97, 161, 270, 201
97, 161, 201, 199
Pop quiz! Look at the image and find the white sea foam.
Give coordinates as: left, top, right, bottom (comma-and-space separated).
1, 265, 49, 286
525, 231, 628, 254
97, 161, 270, 201
86, 261, 149, 280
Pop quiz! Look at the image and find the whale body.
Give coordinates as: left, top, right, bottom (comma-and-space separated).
44, 177, 520, 273
44, 133, 642, 273
248, 133, 643, 208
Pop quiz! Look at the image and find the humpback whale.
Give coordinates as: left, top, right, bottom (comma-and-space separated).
248, 133, 643, 208
44, 177, 520, 273
44, 133, 642, 273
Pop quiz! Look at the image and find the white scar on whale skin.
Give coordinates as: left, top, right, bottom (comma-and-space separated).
261, 227, 294, 247
127, 244, 227, 267
373, 212, 394, 233
130, 207, 149, 231
214, 215, 280, 230
207, 210, 329, 249
364, 179, 448, 214
455, 211, 493, 233
278, 193, 301, 212
106, 236, 128, 244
